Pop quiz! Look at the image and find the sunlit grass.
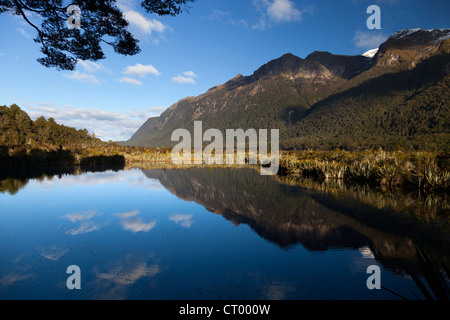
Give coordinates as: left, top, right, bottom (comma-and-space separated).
1, 144, 448, 192
278, 149, 449, 192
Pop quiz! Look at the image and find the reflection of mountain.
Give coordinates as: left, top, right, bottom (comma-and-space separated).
141, 168, 449, 278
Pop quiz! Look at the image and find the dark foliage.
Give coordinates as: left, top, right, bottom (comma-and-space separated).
0, 0, 193, 70
0, 104, 103, 146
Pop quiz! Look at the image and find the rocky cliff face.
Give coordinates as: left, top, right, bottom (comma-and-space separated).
305, 51, 372, 79
374, 28, 450, 68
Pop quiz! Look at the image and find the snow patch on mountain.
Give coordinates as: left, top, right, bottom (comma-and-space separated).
392, 28, 450, 42
362, 48, 378, 58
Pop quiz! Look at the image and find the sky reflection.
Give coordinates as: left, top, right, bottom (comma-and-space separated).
0, 168, 448, 300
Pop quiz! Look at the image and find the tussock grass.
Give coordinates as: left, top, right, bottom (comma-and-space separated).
278, 149, 450, 192
2, 143, 448, 193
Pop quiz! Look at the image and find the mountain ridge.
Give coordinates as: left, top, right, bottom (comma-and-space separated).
124, 28, 450, 151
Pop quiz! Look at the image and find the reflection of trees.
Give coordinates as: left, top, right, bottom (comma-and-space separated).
141, 167, 449, 287
410, 247, 449, 300
0, 178, 29, 195
0, 158, 126, 195
276, 175, 450, 231
383, 247, 450, 300
0, 167, 78, 195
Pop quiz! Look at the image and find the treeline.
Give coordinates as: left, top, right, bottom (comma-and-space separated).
0, 104, 104, 147
0, 104, 129, 174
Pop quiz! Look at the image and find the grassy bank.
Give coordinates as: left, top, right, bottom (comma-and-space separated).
278, 149, 450, 192
1, 144, 449, 192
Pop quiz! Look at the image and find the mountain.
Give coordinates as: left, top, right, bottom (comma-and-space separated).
125, 28, 450, 151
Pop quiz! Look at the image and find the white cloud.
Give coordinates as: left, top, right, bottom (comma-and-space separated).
116, 0, 135, 11
64, 71, 99, 84
172, 75, 195, 84
207, 10, 248, 28
208, 9, 231, 21
128, 107, 165, 119
353, 31, 388, 49
182, 71, 198, 78
19, 100, 167, 141
77, 60, 105, 73
116, 0, 169, 45
120, 63, 160, 86
119, 77, 143, 86
267, 0, 302, 22
29, 102, 127, 122
253, 0, 302, 29
123, 10, 168, 35
123, 63, 161, 78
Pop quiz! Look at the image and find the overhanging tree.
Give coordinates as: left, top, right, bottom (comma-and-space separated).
0, 0, 193, 70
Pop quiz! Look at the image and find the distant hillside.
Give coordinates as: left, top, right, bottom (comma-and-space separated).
124, 28, 450, 152
0, 104, 104, 147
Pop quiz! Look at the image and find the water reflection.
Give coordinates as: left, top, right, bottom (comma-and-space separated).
120, 218, 156, 233
38, 246, 69, 261
0, 166, 448, 300
139, 167, 449, 299
62, 210, 102, 235
92, 254, 160, 300
170, 214, 194, 228
276, 175, 450, 226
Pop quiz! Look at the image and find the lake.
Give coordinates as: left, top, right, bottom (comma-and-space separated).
0, 166, 448, 300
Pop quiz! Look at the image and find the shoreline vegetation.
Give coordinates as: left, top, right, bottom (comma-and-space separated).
1, 104, 449, 205
1, 144, 448, 226
1, 143, 449, 192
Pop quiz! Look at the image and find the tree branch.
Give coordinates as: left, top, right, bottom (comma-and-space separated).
15, 0, 67, 14
100, 38, 114, 46
13, 0, 43, 37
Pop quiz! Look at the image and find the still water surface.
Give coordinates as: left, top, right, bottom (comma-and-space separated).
0, 167, 448, 299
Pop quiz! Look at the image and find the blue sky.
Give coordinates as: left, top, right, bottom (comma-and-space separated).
0, 0, 449, 141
